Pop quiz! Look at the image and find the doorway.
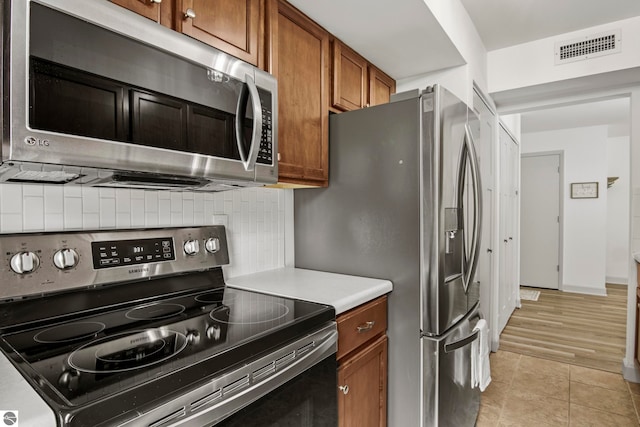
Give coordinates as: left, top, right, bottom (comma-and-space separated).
520, 152, 562, 290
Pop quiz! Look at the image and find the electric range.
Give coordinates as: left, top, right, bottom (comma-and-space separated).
0, 226, 337, 426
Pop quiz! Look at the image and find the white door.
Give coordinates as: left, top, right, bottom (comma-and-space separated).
498, 124, 519, 334
472, 89, 497, 349
520, 154, 561, 289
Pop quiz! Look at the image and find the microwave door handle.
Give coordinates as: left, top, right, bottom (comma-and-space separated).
462, 124, 483, 292
234, 75, 263, 172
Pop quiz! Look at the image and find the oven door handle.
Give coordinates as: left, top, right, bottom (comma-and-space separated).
117, 323, 338, 427
235, 74, 263, 172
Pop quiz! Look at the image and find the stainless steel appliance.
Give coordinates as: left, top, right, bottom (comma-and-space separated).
1, 0, 277, 190
295, 85, 483, 426
0, 226, 337, 426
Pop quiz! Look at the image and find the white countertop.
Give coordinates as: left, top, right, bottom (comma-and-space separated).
226, 267, 393, 315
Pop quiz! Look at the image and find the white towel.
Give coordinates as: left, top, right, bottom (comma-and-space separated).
473, 319, 491, 392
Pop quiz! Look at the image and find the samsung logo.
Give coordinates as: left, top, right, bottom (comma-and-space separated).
129, 267, 149, 274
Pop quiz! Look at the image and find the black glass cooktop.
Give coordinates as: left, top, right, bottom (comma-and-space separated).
0, 270, 334, 412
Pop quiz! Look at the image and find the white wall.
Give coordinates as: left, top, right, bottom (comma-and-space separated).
0, 183, 289, 278
606, 136, 631, 284
521, 126, 609, 295
397, 0, 488, 105
488, 16, 640, 94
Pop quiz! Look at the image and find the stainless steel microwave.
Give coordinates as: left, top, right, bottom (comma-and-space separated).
1, 0, 277, 191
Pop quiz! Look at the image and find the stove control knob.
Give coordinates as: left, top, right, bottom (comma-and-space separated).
206, 324, 221, 341
53, 248, 79, 270
58, 369, 80, 390
205, 237, 220, 254
186, 330, 201, 345
10, 251, 40, 274
183, 239, 200, 256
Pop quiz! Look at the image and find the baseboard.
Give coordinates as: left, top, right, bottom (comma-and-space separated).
561, 284, 607, 296
606, 276, 629, 285
623, 358, 640, 383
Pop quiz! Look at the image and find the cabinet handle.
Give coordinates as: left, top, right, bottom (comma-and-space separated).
184, 8, 196, 20
356, 321, 375, 333
338, 385, 349, 395
149, 0, 162, 4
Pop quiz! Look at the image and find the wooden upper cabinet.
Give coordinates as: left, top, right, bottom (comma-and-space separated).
110, 0, 174, 28
111, 0, 263, 67
177, 0, 261, 66
270, 0, 329, 186
369, 65, 396, 107
331, 39, 396, 112
332, 40, 368, 112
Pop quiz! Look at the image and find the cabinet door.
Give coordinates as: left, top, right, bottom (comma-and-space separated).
178, 0, 261, 66
368, 66, 395, 107
338, 335, 387, 427
270, 0, 329, 186
332, 40, 368, 112
110, 0, 173, 28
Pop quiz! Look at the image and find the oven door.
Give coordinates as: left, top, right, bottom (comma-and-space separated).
3, 0, 277, 185
218, 354, 338, 427
117, 323, 337, 427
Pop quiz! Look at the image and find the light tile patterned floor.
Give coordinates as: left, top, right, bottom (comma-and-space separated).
477, 350, 640, 426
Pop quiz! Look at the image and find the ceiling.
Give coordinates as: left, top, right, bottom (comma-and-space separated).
287, 0, 640, 80
459, 0, 640, 51
520, 97, 630, 135
287, 0, 638, 134
285, 0, 465, 80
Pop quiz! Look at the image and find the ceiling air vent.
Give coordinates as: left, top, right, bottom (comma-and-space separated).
554, 30, 621, 65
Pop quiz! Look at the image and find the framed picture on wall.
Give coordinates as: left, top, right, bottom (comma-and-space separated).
570, 182, 599, 199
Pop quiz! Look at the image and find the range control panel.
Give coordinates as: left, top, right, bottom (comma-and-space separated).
0, 226, 229, 301
91, 237, 176, 269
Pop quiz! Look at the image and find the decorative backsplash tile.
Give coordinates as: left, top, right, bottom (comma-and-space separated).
0, 183, 287, 278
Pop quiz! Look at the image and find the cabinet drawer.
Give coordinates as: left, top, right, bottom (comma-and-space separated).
337, 296, 387, 360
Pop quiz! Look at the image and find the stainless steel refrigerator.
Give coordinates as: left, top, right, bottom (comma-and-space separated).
294, 85, 483, 426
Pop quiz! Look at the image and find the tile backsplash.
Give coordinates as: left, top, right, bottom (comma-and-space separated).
0, 183, 288, 278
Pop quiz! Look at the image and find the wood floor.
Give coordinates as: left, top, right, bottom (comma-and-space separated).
499, 284, 628, 373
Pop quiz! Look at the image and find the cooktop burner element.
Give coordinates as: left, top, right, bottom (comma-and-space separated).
33, 322, 106, 344
68, 329, 189, 374
195, 287, 233, 304
212, 299, 290, 325
125, 303, 186, 320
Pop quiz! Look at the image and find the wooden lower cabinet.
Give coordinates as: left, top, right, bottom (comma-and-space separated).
338, 335, 387, 427
336, 296, 388, 427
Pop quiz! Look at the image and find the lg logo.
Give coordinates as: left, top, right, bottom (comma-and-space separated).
23, 136, 49, 147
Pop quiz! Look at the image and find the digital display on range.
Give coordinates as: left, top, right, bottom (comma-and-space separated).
91, 237, 175, 269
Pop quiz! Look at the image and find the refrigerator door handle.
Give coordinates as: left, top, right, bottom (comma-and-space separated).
459, 124, 483, 292
444, 329, 479, 353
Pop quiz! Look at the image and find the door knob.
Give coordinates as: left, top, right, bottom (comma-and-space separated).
184, 8, 196, 20
338, 385, 349, 395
